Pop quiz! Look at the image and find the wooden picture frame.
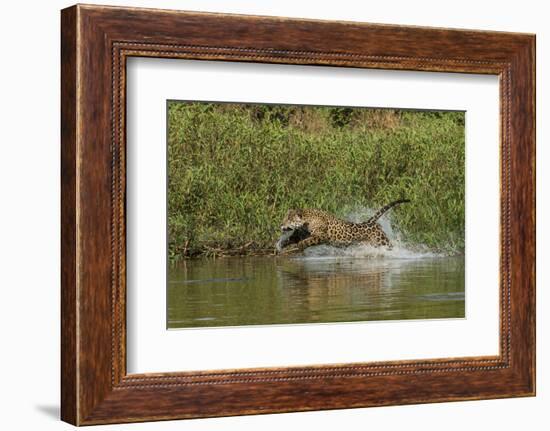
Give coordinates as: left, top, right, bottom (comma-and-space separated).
61, 4, 535, 425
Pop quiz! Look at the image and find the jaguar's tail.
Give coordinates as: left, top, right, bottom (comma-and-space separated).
366, 199, 410, 224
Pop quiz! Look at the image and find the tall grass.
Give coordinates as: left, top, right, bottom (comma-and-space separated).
168, 102, 465, 261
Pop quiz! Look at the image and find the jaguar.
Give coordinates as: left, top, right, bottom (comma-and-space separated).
276, 199, 409, 253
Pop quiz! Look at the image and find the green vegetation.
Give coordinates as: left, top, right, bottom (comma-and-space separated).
168, 102, 465, 261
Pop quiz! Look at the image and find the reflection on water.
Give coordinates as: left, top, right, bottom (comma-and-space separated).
168, 253, 465, 329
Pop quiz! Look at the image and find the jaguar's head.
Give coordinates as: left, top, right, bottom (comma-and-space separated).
280, 209, 306, 232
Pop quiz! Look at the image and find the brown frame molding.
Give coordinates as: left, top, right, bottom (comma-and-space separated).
61, 4, 535, 425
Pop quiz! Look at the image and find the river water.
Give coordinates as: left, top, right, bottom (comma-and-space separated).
167, 250, 465, 329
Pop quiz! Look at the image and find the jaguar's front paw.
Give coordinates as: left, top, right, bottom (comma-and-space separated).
279, 245, 301, 255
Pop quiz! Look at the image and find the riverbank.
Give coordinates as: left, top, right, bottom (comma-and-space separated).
168, 103, 465, 262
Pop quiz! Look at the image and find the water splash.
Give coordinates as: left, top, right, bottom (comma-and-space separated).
302, 243, 441, 260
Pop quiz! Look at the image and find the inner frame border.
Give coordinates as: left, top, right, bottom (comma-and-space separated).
113, 42, 511, 387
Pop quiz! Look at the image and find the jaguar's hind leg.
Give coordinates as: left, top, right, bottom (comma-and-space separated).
373, 228, 392, 249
